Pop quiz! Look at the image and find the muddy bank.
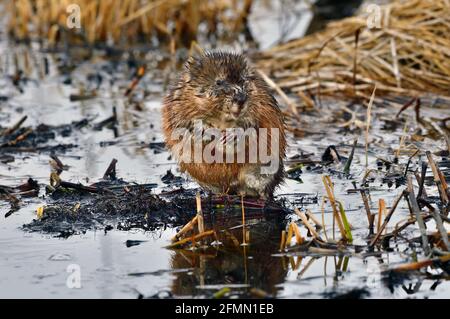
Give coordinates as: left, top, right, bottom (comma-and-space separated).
20, 166, 293, 238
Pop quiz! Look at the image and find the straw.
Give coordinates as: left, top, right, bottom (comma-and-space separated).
256, 0, 450, 103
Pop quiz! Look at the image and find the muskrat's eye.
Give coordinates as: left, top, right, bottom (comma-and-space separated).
215, 79, 225, 86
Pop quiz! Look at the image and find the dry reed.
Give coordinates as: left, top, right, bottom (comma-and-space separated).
256, 0, 450, 105
5, 0, 252, 49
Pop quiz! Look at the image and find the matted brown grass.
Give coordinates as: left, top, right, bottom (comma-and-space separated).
4, 0, 252, 48
256, 0, 450, 104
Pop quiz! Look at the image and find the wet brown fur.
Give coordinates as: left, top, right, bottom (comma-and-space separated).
162, 52, 286, 198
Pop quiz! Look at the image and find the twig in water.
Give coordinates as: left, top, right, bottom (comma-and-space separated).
360, 189, 375, 234
414, 98, 422, 124
321, 196, 329, 242
94, 107, 117, 130
396, 122, 408, 159
305, 209, 323, 229
1, 115, 27, 137
429, 120, 450, 154
438, 170, 450, 201
69, 90, 97, 102
403, 149, 420, 177
166, 230, 215, 249
430, 211, 450, 251
295, 208, 321, 240
377, 199, 386, 233
49, 154, 66, 174
337, 201, 353, 242
426, 151, 449, 207
416, 162, 428, 202
369, 190, 405, 247
395, 97, 417, 118
49, 172, 100, 193
103, 158, 118, 180
292, 223, 304, 245
406, 175, 431, 256
125, 66, 146, 96
344, 138, 358, 175
285, 223, 294, 248
171, 215, 199, 243
297, 257, 317, 280
392, 254, 450, 272
0, 128, 33, 148
322, 176, 347, 241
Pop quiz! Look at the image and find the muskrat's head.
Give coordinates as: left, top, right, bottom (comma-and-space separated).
181, 51, 263, 128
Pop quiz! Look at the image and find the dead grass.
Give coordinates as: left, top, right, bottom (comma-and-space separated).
256, 0, 450, 104
5, 0, 252, 48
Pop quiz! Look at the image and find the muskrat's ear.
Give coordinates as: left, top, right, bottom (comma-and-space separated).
184, 56, 196, 74
185, 56, 195, 68
182, 57, 195, 83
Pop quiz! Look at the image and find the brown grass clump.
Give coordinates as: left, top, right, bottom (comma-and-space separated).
5, 0, 252, 49
256, 0, 450, 103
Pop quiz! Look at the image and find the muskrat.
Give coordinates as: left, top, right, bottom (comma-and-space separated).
162, 51, 286, 198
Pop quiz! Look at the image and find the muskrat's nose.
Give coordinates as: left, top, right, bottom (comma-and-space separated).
233, 92, 247, 107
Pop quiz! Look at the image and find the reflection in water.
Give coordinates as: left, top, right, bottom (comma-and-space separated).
166, 206, 427, 299
169, 209, 287, 297
99, 233, 113, 299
